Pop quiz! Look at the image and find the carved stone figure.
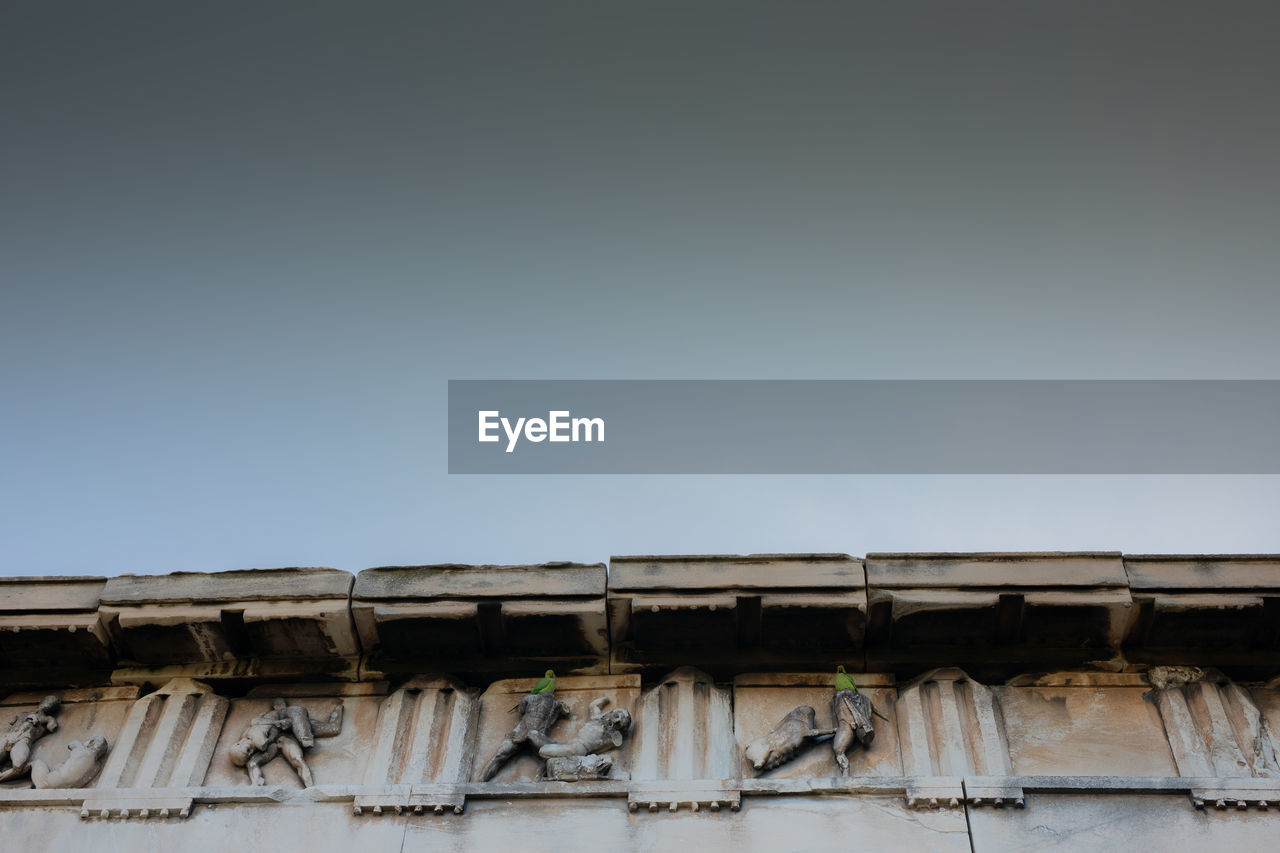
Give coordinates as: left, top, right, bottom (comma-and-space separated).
832, 688, 876, 777
228, 698, 344, 787
538, 697, 632, 759
544, 753, 613, 781
30, 735, 109, 789
480, 691, 570, 781
0, 696, 60, 783
745, 705, 835, 772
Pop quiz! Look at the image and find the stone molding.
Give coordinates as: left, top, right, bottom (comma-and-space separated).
10, 552, 1280, 834
9, 553, 1280, 685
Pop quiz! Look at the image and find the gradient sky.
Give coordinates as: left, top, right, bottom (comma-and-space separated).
3, 2, 1280, 577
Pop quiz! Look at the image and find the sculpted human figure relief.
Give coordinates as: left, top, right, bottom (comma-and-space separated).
228, 698, 344, 787
539, 697, 632, 759
832, 666, 877, 777
480, 671, 570, 782
30, 735, 109, 789
0, 696, 60, 783
744, 705, 835, 772
744, 667, 881, 776
538, 696, 632, 781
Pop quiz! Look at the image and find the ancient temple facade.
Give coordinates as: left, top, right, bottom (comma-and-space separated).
3, 552, 1280, 850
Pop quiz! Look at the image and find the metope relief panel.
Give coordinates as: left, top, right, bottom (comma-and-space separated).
205, 683, 384, 789
471, 674, 640, 783
0, 686, 138, 790
995, 676, 1177, 778
732, 673, 901, 779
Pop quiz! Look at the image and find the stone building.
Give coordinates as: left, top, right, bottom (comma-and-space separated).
3, 552, 1280, 850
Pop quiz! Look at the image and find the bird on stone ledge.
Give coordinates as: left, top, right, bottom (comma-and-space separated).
531, 669, 556, 695
510, 669, 557, 712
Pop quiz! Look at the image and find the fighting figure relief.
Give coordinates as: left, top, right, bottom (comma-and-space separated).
228, 698, 344, 787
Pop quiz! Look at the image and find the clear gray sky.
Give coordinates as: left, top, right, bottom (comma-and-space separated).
3, 2, 1279, 577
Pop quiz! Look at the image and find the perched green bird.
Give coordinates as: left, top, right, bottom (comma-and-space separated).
510, 669, 557, 712
531, 669, 556, 695
835, 665, 889, 721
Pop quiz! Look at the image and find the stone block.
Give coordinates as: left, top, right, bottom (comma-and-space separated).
1124, 555, 1280, 670
896, 668, 1020, 806
994, 674, 1178, 776
968, 793, 1280, 852
866, 553, 1132, 677
99, 568, 357, 674
0, 577, 113, 684
608, 554, 866, 675
352, 563, 608, 676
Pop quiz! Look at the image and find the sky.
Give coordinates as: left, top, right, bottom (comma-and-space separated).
3, 2, 1279, 577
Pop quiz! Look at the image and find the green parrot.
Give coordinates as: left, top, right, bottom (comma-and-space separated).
510, 669, 557, 712
836, 665, 888, 720
530, 669, 556, 695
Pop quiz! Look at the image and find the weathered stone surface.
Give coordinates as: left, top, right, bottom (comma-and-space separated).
353, 563, 608, 676
610, 554, 865, 591
633, 667, 736, 782
94, 678, 228, 792
405, 797, 971, 851
896, 668, 1018, 806
100, 569, 354, 603
609, 554, 866, 675
866, 554, 1132, 678
0, 797, 971, 852
1124, 555, 1280, 669
868, 553, 1129, 588
0, 804, 412, 849
99, 568, 358, 673
363, 676, 479, 787
1125, 555, 1280, 590
355, 563, 605, 599
968, 793, 1280, 852
995, 679, 1178, 776
0, 577, 113, 684
1150, 669, 1280, 778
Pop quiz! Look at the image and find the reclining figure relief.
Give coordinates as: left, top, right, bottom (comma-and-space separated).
538, 696, 632, 781
30, 734, 110, 789
479, 671, 570, 782
745, 705, 834, 772
228, 698, 344, 787
0, 696, 60, 784
744, 666, 882, 776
